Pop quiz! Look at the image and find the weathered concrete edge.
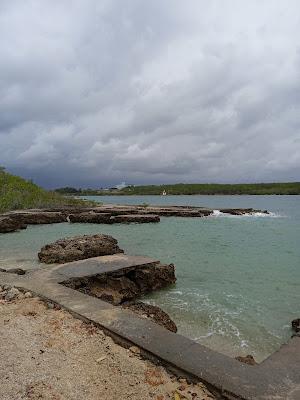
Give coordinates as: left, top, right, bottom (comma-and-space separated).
1, 270, 300, 400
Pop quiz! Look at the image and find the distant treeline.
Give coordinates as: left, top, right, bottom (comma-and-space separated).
55, 182, 300, 196
120, 182, 300, 195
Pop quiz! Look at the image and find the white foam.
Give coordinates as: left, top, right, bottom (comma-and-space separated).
212, 209, 283, 218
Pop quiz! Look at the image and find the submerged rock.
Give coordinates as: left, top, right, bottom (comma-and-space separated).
0, 216, 27, 233
38, 234, 124, 264
123, 301, 177, 333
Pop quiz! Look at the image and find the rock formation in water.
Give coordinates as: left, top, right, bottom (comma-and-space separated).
68, 212, 112, 224
63, 262, 176, 304
111, 214, 160, 223
62, 261, 177, 332
38, 234, 124, 264
0, 216, 27, 233
123, 301, 177, 332
291, 318, 300, 335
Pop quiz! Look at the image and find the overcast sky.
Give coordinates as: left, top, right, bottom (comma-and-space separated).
0, 0, 300, 188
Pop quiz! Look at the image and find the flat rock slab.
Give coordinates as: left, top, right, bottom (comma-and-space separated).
56, 254, 160, 279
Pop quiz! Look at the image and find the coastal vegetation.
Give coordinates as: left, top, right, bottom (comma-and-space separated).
120, 183, 300, 195
0, 168, 89, 213
55, 182, 300, 196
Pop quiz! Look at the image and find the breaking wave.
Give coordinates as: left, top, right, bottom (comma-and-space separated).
212, 210, 283, 218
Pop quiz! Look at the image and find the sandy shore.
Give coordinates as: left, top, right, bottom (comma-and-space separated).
0, 289, 215, 400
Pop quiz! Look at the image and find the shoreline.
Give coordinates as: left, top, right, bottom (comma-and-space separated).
0, 287, 214, 400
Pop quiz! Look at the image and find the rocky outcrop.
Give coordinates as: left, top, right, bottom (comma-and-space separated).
219, 208, 269, 216
68, 212, 112, 224
111, 214, 160, 223
292, 318, 300, 334
38, 234, 124, 264
9, 211, 67, 224
63, 263, 176, 305
235, 355, 257, 365
0, 216, 27, 233
123, 301, 177, 333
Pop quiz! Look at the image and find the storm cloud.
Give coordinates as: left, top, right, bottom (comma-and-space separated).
0, 0, 300, 187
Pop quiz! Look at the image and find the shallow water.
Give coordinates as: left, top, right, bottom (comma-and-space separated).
1, 195, 299, 361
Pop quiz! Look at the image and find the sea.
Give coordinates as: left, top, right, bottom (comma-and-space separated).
1, 195, 299, 362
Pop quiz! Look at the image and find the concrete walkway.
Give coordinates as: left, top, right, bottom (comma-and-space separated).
1, 256, 300, 400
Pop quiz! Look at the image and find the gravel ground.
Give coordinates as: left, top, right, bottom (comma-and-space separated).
0, 287, 215, 400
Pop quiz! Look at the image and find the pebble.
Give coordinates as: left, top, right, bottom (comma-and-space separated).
96, 356, 107, 363
5, 287, 20, 301
129, 346, 141, 355
24, 292, 33, 298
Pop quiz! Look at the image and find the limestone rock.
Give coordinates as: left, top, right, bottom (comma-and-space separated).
38, 234, 124, 264
12, 211, 67, 224
5, 287, 21, 301
128, 263, 176, 293
111, 214, 160, 223
0, 216, 27, 233
68, 212, 112, 224
123, 301, 177, 333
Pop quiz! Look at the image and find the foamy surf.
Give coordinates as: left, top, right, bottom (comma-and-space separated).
212, 210, 283, 218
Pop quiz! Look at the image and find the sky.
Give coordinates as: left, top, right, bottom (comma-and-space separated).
0, 0, 300, 188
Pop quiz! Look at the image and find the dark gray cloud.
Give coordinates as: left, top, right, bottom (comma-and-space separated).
0, 0, 300, 188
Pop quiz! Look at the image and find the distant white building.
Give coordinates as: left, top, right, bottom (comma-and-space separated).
116, 182, 127, 190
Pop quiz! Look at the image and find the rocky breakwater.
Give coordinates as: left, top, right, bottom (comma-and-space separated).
38, 234, 124, 264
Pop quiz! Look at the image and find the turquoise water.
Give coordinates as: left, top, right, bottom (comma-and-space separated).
1, 195, 299, 361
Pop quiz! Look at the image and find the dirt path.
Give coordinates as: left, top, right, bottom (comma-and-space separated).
0, 288, 215, 400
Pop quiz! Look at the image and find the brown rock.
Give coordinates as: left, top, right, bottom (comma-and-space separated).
68, 212, 112, 224
111, 214, 160, 223
63, 263, 176, 306
9, 211, 66, 225
0, 216, 27, 233
123, 301, 177, 333
292, 318, 300, 333
38, 234, 124, 264
128, 263, 176, 293
235, 354, 257, 365
88, 275, 139, 305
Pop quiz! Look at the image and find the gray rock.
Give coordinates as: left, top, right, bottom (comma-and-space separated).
5, 287, 20, 301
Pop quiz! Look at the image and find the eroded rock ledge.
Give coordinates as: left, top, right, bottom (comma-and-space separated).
62, 261, 177, 332
0, 205, 269, 233
38, 234, 124, 264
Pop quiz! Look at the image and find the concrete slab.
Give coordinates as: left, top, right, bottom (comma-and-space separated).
55, 254, 160, 279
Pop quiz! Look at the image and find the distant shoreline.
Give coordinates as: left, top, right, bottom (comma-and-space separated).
56, 182, 300, 196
